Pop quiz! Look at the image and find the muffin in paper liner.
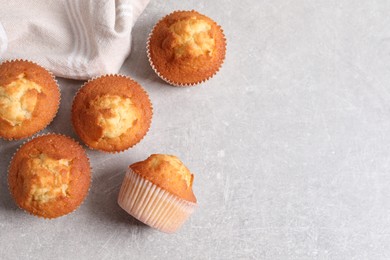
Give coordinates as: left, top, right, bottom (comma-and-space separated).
147, 10, 227, 87
118, 154, 197, 233
8, 133, 92, 219
71, 74, 153, 153
0, 59, 61, 140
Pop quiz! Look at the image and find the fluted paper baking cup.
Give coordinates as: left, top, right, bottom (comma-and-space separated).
118, 168, 197, 233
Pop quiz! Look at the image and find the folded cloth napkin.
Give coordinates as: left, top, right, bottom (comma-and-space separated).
0, 0, 149, 80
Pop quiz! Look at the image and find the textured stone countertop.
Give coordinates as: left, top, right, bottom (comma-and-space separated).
2, 0, 390, 259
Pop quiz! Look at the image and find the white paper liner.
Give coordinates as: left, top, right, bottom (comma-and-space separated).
146, 10, 227, 87
71, 74, 153, 153
7, 133, 92, 219
0, 59, 61, 141
118, 168, 197, 233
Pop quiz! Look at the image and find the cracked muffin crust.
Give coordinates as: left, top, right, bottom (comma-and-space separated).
148, 10, 226, 86
130, 154, 196, 202
0, 60, 60, 140
8, 134, 91, 218
71, 75, 152, 152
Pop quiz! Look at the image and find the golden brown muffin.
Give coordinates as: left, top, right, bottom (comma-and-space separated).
147, 10, 226, 86
8, 134, 91, 219
118, 154, 197, 233
130, 154, 196, 202
71, 75, 153, 153
0, 60, 60, 140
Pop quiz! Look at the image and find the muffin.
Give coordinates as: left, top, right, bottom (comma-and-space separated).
71, 75, 153, 153
8, 134, 91, 218
147, 10, 226, 86
118, 154, 197, 233
0, 60, 60, 140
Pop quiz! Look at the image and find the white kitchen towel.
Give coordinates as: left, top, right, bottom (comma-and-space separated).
0, 0, 149, 80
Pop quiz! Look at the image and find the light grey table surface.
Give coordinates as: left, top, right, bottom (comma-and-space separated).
1, 0, 390, 259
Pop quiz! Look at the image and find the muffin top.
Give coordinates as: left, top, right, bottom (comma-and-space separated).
8, 134, 91, 218
72, 75, 152, 152
130, 154, 196, 203
0, 60, 60, 140
148, 10, 226, 85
